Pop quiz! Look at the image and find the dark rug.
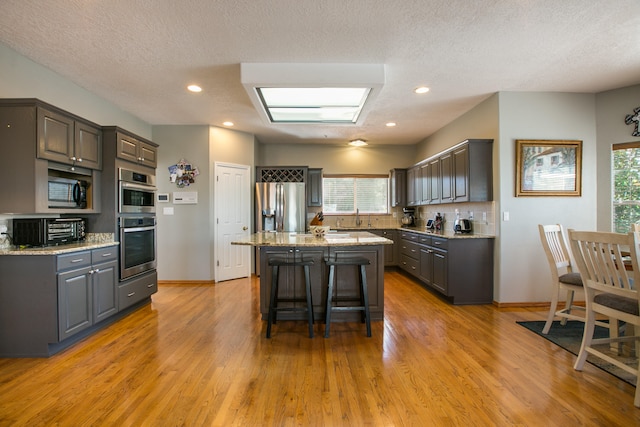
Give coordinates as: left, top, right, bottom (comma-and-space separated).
517, 320, 637, 386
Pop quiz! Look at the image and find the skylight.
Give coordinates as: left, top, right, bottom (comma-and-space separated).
257, 87, 371, 123
241, 63, 385, 125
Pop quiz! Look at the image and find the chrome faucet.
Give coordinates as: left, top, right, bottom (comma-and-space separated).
355, 208, 362, 227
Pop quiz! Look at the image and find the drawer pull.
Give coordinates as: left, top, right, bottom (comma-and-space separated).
434, 241, 441, 245
146, 284, 154, 288
102, 253, 112, 257
70, 258, 85, 263
127, 292, 136, 297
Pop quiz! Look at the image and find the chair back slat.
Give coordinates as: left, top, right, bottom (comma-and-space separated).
568, 230, 639, 299
539, 224, 572, 274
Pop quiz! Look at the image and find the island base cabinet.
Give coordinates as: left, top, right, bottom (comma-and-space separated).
259, 245, 385, 323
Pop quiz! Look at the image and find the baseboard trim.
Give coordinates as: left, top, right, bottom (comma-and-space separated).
158, 280, 215, 286
492, 301, 586, 309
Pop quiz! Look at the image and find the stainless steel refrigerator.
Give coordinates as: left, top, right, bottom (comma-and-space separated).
256, 182, 306, 233
255, 182, 307, 274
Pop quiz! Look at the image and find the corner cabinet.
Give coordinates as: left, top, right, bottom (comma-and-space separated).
103, 126, 158, 168
390, 168, 407, 207
398, 230, 493, 304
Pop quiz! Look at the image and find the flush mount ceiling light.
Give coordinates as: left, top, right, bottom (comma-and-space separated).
414, 86, 430, 94
187, 84, 202, 93
349, 139, 368, 147
241, 63, 385, 124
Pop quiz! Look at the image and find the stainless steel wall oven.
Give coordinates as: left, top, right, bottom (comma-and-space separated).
119, 168, 156, 213
119, 216, 157, 280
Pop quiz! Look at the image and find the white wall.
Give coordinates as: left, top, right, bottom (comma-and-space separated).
497, 92, 597, 303
595, 85, 640, 231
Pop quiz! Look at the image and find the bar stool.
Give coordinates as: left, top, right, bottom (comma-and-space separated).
324, 256, 371, 338
266, 256, 315, 338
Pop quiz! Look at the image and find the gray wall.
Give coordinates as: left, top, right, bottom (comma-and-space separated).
595, 85, 640, 231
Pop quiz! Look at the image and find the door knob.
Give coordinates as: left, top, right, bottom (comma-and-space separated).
242, 226, 248, 231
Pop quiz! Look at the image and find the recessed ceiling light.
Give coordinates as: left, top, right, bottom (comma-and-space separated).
349, 139, 368, 147
414, 86, 429, 94
386, 122, 396, 127
222, 121, 234, 127
187, 84, 202, 93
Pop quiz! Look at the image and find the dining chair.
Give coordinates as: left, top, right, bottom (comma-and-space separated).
568, 229, 640, 407
538, 224, 588, 334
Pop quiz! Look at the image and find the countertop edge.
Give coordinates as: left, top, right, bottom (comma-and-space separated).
0, 241, 119, 256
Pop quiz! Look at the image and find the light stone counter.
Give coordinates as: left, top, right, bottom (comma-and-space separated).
0, 233, 118, 255
231, 231, 393, 247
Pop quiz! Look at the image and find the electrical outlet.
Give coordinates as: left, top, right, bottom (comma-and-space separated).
392, 212, 397, 218
468, 211, 474, 220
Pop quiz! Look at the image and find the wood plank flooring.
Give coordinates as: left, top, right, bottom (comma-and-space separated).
1, 270, 639, 426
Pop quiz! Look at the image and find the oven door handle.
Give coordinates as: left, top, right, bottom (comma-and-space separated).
121, 181, 157, 192
122, 225, 156, 233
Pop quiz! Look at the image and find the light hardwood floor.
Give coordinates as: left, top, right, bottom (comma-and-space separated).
1, 270, 638, 426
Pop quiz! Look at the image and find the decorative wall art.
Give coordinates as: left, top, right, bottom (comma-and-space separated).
515, 139, 582, 197
168, 159, 199, 188
625, 106, 640, 137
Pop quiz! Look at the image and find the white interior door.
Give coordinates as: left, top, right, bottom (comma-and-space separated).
215, 162, 251, 282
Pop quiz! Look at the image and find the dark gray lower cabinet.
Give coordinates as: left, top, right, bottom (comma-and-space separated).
0, 244, 149, 357
399, 230, 493, 304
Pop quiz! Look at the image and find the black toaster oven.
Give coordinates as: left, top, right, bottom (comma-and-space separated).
12, 218, 86, 247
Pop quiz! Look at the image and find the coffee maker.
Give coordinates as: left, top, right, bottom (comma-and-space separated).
401, 207, 416, 227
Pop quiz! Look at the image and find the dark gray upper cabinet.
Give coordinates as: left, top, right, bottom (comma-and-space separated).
307, 168, 323, 207
390, 168, 407, 207
404, 139, 493, 206
0, 99, 102, 214
103, 126, 158, 169
37, 106, 102, 170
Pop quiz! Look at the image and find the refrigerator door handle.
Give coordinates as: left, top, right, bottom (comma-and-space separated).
275, 183, 283, 232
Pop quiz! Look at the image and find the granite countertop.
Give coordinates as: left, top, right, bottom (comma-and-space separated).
0, 233, 118, 255
231, 231, 394, 247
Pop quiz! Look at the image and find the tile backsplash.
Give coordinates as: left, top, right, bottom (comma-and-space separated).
307, 201, 496, 235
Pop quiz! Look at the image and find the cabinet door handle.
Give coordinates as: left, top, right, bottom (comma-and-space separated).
77, 158, 82, 162
127, 292, 136, 297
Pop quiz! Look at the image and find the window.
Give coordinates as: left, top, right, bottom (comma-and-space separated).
613, 142, 640, 233
322, 175, 388, 214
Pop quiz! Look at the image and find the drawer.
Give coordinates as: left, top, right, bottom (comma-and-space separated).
118, 272, 158, 310
400, 231, 419, 241
418, 235, 432, 245
57, 251, 91, 271
91, 246, 118, 264
431, 237, 448, 250
400, 240, 420, 259
399, 254, 419, 274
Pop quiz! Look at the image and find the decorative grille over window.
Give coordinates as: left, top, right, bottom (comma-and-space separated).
258, 168, 305, 182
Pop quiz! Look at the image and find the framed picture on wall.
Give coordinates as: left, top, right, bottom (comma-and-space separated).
515, 139, 582, 197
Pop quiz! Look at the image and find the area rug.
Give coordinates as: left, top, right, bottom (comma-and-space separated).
517, 320, 637, 386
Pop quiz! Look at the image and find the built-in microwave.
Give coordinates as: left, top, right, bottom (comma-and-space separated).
119, 168, 157, 213
48, 176, 87, 209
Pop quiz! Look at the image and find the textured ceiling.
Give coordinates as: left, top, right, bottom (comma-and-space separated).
0, 0, 638, 145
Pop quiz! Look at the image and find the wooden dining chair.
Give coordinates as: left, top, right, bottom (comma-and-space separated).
568, 229, 640, 407
538, 224, 588, 334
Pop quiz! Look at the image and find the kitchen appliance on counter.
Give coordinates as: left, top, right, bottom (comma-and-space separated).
454, 218, 472, 234
401, 207, 416, 227
12, 217, 86, 247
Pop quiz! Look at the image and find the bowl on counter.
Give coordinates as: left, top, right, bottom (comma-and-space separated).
310, 225, 331, 237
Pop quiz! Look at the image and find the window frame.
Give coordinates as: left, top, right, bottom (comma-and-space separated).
322, 173, 389, 215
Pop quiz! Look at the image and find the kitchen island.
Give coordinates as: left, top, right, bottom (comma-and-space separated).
232, 231, 393, 322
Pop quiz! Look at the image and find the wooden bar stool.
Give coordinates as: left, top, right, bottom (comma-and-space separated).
266, 256, 315, 338
324, 256, 371, 338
